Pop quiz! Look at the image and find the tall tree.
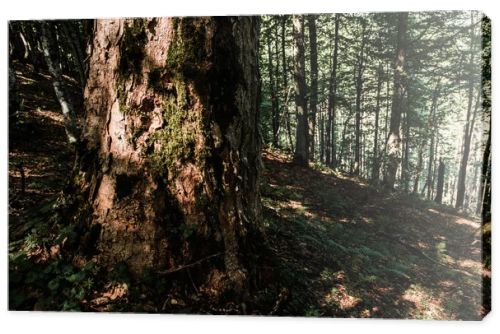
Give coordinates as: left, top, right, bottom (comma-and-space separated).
281, 16, 294, 152
308, 15, 318, 161
326, 15, 340, 167
69, 18, 263, 299
383, 12, 408, 189
292, 15, 309, 166
455, 14, 479, 210
353, 19, 367, 176
266, 27, 280, 147
371, 63, 384, 181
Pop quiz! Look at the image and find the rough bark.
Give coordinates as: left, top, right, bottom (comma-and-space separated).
383, 12, 408, 189
292, 15, 309, 166
70, 18, 262, 301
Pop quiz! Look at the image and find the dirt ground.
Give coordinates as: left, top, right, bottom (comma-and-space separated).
261, 149, 488, 319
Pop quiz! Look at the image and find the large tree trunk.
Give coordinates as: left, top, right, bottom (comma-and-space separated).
40, 22, 80, 144
292, 15, 309, 166
383, 12, 408, 189
308, 15, 318, 161
70, 17, 262, 301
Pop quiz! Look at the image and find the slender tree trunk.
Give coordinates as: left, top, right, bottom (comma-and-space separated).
423, 82, 440, 199
401, 87, 411, 192
456, 14, 478, 210
383, 12, 408, 189
273, 20, 281, 146
308, 15, 318, 161
413, 141, 424, 193
338, 114, 350, 169
292, 15, 309, 166
326, 15, 340, 167
69, 18, 263, 302
266, 30, 279, 147
431, 131, 440, 200
434, 159, 445, 204
319, 107, 325, 163
354, 20, 366, 176
372, 63, 383, 182
40, 21, 79, 145
426, 117, 436, 200
280, 16, 294, 152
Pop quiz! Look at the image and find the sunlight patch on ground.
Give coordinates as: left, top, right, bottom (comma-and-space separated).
361, 216, 374, 224
402, 284, 447, 319
457, 258, 482, 275
417, 241, 429, 249
454, 217, 480, 229
323, 284, 361, 311
427, 208, 480, 229
33, 109, 64, 123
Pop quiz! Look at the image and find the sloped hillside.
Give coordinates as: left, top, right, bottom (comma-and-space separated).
261, 149, 487, 320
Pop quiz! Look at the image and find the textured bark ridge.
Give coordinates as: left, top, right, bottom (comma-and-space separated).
73, 17, 262, 296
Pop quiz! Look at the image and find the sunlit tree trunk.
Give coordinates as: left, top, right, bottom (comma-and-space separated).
456, 14, 478, 210
383, 12, 408, 188
40, 22, 79, 144
69, 18, 262, 301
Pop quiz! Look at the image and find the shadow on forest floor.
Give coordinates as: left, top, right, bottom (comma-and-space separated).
261, 149, 487, 320
8, 62, 488, 318
9, 62, 78, 234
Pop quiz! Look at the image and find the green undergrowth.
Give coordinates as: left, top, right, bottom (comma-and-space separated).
8, 198, 177, 312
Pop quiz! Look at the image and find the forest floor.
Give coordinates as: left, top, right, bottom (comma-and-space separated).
8, 63, 488, 319
261, 149, 488, 319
